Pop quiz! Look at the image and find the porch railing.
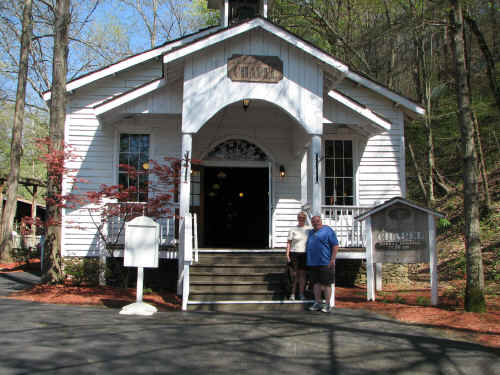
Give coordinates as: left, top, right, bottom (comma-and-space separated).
104, 202, 178, 258
321, 205, 371, 248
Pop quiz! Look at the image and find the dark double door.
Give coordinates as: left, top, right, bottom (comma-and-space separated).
203, 167, 269, 248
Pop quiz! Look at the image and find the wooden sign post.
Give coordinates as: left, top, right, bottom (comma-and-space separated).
120, 216, 160, 316
356, 198, 444, 305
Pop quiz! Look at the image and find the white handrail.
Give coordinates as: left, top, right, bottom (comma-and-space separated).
193, 213, 199, 262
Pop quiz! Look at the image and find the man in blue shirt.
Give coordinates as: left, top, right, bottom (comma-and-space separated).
306, 215, 339, 313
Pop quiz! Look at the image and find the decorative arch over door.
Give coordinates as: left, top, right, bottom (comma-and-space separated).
205, 139, 269, 162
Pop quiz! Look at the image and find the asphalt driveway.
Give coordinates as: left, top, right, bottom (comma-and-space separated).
0, 272, 498, 375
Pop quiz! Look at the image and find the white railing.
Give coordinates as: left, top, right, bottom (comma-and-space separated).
105, 202, 178, 258
11, 234, 42, 251
192, 213, 198, 262
321, 205, 371, 248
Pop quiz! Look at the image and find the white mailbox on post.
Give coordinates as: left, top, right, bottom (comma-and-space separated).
120, 216, 160, 316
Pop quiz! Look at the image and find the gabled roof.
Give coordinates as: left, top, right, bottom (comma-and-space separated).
42, 25, 222, 101
43, 17, 424, 117
355, 197, 444, 221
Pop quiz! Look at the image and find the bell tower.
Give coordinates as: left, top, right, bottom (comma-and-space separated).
207, 0, 270, 27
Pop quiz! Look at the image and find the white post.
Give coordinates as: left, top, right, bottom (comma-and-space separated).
301, 149, 308, 205
262, 0, 268, 18
375, 263, 383, 291
223, 0, 229, 27
330, 282, 335, 307
311, 135, 322, 216
178, 133, 192, 295
136, 267, 144, 302
181, 213, 193, 311
365, 216, 375, 301
179, 133, 192, 221
429, 214, 438, 306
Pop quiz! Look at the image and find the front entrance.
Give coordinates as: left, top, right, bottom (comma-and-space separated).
203, 166, 269, 248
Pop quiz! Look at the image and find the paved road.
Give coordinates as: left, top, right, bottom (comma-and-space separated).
0, 272, 499, 375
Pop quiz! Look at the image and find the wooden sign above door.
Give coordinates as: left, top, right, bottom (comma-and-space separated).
228, 54, 283, 83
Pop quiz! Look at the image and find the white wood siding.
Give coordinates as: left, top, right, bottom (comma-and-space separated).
63, 98, 182, 256
323, 78, 405, 206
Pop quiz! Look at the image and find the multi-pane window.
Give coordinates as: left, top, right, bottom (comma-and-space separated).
119, 134, 150, 202
324, 140, 353, 206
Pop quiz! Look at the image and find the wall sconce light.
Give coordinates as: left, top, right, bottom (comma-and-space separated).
279, 165, 286, 178
142, 162, 150, 170
242, 99, 250, 111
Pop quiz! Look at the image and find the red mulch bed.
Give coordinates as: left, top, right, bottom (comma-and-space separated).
2, 260, 499, 348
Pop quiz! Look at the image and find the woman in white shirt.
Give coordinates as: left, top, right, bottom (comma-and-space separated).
286, 211, 310, 300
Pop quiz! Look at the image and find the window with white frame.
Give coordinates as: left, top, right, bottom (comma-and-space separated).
118, 134, 150, 202
324, 140, 353, 206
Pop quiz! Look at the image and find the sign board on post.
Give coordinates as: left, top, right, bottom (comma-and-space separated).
356, 197, 444, 305
124, 217, 159, 268
120, 216, 160, 316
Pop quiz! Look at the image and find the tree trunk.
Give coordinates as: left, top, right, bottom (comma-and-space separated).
464, 14, 500, 111
0, 0, 33, 262
449, 0, 485, 312
43, 0, 70, 284
408, 142, 428, 201
472, 111, 491, 211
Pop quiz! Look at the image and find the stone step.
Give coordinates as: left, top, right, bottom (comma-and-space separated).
190, 283, 284, 294
190, 266, 286, 275
196, 254, 287, 266
190, 273, 285, 283
187, 301, 313, 312
188, 292, 287, 300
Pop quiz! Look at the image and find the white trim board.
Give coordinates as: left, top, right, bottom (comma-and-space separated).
94, 78, 167, 116
327, 90, 391, 132
42, 26, 222, 101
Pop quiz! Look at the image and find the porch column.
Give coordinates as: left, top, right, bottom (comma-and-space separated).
310, 134, 322, 216
178, 133, 193, 297
300, 149, 308, 205
179, 133, 193, 220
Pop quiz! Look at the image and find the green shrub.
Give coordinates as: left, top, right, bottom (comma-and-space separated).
393, 295, 406, 304
416, 296, 430, 306
63, 257, 100, 286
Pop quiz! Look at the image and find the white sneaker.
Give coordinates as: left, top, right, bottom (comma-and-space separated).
321, 304, 332, 313
308, 302, 322, 311
289, 295, 295, 301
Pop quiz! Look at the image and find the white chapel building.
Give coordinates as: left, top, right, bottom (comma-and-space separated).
44, 0, 424, 310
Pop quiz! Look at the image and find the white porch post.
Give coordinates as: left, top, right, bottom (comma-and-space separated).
178, 133, 193, 296
223, 0, 229, 27
301, 149, 308, 205
311, 135, 322, 216
179, 133, 193, 219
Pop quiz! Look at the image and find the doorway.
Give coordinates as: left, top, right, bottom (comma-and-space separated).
203, 167, 269, 248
